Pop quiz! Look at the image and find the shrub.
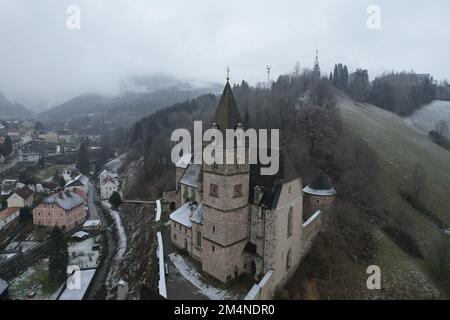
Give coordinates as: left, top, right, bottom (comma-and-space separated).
383, 226, 423, 259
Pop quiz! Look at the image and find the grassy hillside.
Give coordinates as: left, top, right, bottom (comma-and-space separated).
337, 94, 450, 298
408, 100, 450, 139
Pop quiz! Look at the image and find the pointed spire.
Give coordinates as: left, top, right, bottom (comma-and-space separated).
226, 66, 230, 81
213, 81, 242, 134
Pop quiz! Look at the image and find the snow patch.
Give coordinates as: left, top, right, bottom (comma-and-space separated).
168, 253, 235, 300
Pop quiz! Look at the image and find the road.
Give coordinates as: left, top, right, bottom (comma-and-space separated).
87, 182, 100, 220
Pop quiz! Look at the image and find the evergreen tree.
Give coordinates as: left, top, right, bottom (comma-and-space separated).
34, 121, 44, 133
109, 191, 122, 208
3, 136, 13, 156
48, 226, 69, 284
77, 140, 90, 175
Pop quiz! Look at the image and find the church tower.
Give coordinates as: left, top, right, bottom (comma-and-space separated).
201, 79, 250, 283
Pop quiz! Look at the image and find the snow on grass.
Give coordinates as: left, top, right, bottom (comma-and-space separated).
157, 232, 167, 298
68, 237, 100, 269
168, 253, 236, 300
9, 258, 63, 300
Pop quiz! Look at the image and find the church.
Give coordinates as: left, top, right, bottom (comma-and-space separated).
169, 79, 336, 293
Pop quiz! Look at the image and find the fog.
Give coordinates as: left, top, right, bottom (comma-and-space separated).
1, 0, 449, 110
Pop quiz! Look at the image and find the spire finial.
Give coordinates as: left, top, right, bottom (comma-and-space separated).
226, 66, 230, 81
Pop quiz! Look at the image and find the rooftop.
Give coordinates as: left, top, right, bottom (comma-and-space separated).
180, 164, 202, 188
0, 207, 20, 220
170, 202, 204, 227
65, 174, 89, 188
303, 172, 336, 196
213, 81, 242, 133
43, 191, 85, 211
13, 186, 34, 200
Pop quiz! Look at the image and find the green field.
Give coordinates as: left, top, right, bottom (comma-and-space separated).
337, 95, 450, 298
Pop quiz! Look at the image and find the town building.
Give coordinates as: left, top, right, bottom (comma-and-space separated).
1, 180, 16, 196
32, 191, 87, 230
169, 81, 336, 295
65, 174, 89, 194
7, 186, 34, 208
17, 152, 40, 163
37, 131, 59, 143
99, 170, 119, 200
0, 207, 20, 231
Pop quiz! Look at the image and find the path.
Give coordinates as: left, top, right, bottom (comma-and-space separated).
87, 182, 99, 220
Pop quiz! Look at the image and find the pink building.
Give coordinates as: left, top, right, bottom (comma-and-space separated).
33, 191, 86, 231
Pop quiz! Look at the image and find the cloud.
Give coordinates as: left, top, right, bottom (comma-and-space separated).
0, 0, 449, 109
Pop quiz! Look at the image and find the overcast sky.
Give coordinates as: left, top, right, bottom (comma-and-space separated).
1, 0, 449, 110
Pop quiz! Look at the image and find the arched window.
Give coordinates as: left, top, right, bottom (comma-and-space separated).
286, 249, 292, 271
287, 207, 293, 238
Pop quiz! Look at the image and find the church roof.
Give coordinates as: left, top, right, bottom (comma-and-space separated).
249, 151, 300, 209
180, 164, 202, 188
303, 171, 336, 196
213, 81, 242, 133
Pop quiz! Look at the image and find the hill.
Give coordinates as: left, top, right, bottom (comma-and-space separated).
0, 92, 34, 120
337, 94, 450, 298
38, 75, 222, 125
407, 100, 450, 139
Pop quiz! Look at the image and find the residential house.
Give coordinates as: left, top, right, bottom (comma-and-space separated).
0, 207, 20, 231
33, 191, 86, 230
99, 170, 119, 200
7, 186, 34, 208
65, 174, 89, 193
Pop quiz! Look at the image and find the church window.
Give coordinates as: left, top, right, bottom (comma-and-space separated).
213, 225, 216, 233
289, 186, 292, 193
287, 207, 293, 238
233, 184, 243, 198
196, 231, 201, 247
173, 233, 177, 240
286, 249, 292, 270
210, 184, 219, 197
212, 245, 215, 252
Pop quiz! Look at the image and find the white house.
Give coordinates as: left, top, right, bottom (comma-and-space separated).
99, 170, 119, 200
7, 186, 34, 208
0, 207, 20, 231
65, 174, 89, 193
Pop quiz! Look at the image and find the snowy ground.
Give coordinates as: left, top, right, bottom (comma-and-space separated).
9, 258, 63, 300
68, 237, 101, 269
5, 241, 39, 253
168, 253, 237, 300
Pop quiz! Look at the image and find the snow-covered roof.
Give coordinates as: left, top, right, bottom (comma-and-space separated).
169, 203, 192, 228
65, 174, 89, 188
58, 269, 96, 300
180, 164, 202, 188
190, 202, 203, 225
303, 210, 321, 228
83, 220, 101, 227
155, 199, 162, 222
175, 153, 191, 169
169, 202, 204, 227
71, 231, 89, 239
43, 191, 85, 211
303, 185, 336, 196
